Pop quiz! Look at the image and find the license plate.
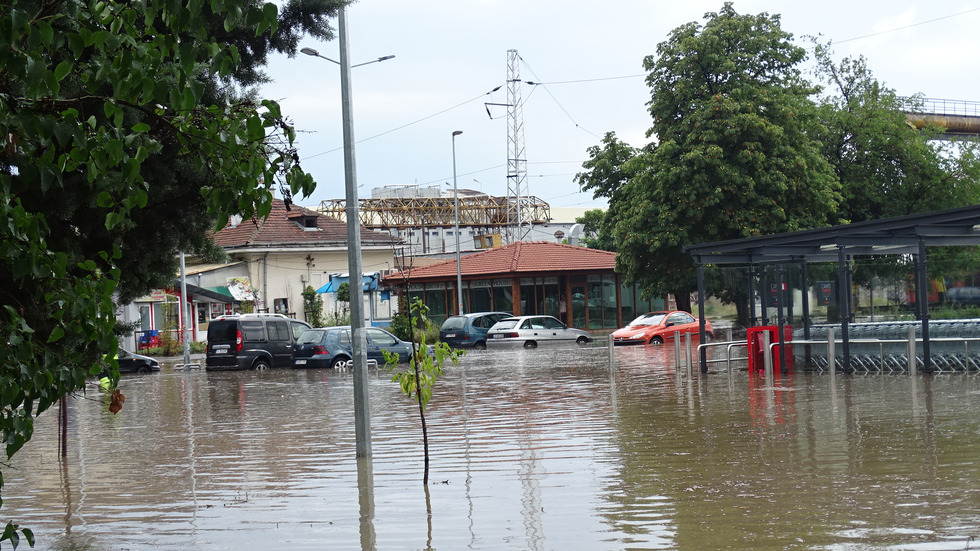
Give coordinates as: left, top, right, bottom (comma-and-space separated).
214, 349, 227, 354
445, 333, 456, 338
296, 359, 306, 365
493, 334, 503, 339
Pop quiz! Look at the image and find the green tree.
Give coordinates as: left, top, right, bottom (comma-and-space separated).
573, 131, 643, 252
812, 45, 972, 223
580, 3, 839, 313
0, 0, 341, 545
302, 285, 325, 327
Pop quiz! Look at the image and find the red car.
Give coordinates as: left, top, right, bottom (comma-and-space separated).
611, 311, 713, 346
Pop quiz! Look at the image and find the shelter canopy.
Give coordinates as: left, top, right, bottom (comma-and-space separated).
683, 205, 980, 265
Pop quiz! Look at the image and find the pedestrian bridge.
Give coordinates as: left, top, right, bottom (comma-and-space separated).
903, 98, 980, 137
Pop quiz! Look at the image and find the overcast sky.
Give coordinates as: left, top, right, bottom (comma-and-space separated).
260, 1, 980, 212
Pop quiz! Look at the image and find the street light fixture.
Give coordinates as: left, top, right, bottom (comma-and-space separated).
299, 10, 394, 460
452, 130, 463, 315
301, 47, 395, 68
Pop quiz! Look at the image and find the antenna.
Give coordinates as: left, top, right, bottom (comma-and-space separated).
505, 49, 530, 244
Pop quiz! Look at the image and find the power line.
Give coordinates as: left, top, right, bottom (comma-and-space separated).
833, 7, 980, 45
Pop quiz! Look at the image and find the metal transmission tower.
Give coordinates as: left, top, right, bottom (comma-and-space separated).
505, 49, 530, 244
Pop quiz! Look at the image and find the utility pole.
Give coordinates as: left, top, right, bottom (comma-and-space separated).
505, 49, 529, 244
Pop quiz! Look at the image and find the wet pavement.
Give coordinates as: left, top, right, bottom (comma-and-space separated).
3, 344, 980, 550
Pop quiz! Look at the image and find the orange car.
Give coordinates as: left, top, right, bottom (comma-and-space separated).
611, 311, 713, 346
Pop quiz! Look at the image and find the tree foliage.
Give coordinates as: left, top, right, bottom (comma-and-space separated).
580, 3, 839, 311
0, 0, 342, 544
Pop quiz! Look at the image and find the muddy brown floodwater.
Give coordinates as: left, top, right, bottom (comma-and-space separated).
3, 344, 980, 550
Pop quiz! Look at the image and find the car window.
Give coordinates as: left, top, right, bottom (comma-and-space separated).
519, 319, 533, 330
441, 317, 466, 331
267, 321, 290, 341
544, 317, 564, 330
530, 318, 547, 329
338, 329, 351, 346
241, 321, 265, 341
207, 321, 237, 342
667, 313, 694, 325
297, 330, 324, 344
291, 321, 311, 340
493, 319, 518, 330
366, 328, 397, 346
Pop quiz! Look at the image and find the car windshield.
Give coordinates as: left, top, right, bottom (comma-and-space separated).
492, 319, 519, 330
441, 317, 466, 331
628, 313, 667, 327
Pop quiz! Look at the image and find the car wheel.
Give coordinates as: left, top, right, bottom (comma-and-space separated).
136, 365, 151, 374
253, 359, 270, 371
649, 336, 664, 345
576, 336, 589, 346
474, 341, 486, 350
329, 356, 350, 369
523, 340, 538, 349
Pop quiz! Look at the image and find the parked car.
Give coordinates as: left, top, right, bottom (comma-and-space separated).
485, 315, 592, 349
206, 313, 312, 371
947, 286, 980, 307
293, 326, 413, 368
439, 312, 512, 349
116, 349, 160, 374
611, 311, 713, 346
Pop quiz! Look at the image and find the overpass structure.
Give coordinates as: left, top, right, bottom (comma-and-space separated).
904, 98, 980, 137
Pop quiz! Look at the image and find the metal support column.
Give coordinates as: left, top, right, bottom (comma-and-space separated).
837, 246, 851, 373
776, 264, 787, 374
918, 238, 933, 373
697, 262, 707, 374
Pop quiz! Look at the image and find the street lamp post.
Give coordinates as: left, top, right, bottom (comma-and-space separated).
300, 9, 393, 460
452, 130, 463, 315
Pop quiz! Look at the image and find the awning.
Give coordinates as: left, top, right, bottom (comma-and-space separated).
179, 283, 235, 303
316, 272, 379, 293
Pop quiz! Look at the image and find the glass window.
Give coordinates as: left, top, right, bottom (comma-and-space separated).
620, 283, 636, 326
268, 321, 290, 341
241, 321, 265, 341
492, 284, 513, 314
366, 328, 397, 345
470, 286, 492, 313
424, 287, 447, 325
520, 281, 536, 315
571, 285, 586, 328
290, 321, 310, 340
545, 316, 564, 329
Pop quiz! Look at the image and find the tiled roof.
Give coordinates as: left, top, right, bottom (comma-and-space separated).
213, 199, 400, 249
388, 241, 617, 282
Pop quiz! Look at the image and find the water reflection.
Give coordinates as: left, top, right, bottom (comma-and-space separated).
2, 345, 980, 550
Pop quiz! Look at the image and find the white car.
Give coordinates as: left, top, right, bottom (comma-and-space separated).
486, 315, 592, 349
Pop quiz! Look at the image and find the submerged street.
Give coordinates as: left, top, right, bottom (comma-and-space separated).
4, 345, 980, 550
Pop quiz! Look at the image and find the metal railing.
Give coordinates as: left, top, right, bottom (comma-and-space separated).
902, 97, 980, 117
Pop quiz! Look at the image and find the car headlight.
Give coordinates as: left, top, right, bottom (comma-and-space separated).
629, 333, 647, 340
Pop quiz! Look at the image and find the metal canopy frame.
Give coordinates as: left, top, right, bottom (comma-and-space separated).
682, 205, 980, 374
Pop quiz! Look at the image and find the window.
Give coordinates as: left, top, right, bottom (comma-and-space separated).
267, 321, 290, 341
366, 328, 397, 346
545, 317, 564, 330
242, 321, 265, 341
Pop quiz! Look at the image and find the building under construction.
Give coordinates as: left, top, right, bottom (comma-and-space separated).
316, 184, 553, 255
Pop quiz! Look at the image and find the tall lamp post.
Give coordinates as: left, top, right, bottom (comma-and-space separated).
452, 130, 463, 315
300, 9, 393, 460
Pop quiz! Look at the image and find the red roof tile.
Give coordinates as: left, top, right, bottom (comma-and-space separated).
388, 241, 617, 282
214, 199, 400, 249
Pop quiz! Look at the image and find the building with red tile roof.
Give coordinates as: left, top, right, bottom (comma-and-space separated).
209, 198, 400, 322
384, 241, 663, 330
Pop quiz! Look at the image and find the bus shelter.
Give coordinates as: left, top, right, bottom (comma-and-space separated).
683, 205, 980, 374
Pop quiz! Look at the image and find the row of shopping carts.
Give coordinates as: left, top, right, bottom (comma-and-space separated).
794, 320, 980, 373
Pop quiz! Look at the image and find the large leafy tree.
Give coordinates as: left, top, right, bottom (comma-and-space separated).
0, 0, 342, 544
573, 131, 643, 252
580, 3, 839, 312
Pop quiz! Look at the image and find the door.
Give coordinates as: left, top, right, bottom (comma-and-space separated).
665, 312, 697, 342
544, 316, 573, 343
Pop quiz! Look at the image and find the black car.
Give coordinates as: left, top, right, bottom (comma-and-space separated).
293, 326, 414, 369
116, 349, 160, 374
206, 314, 312, 371
439, 312, 512, 349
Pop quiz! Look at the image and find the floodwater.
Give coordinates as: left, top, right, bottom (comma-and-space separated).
3, 344, 980, 550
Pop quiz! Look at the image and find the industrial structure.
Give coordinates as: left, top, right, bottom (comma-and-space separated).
903, 98, 980, 138
316, 185, 552, 255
